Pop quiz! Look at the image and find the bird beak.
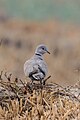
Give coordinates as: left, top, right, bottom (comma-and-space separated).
47, 50, 50, 54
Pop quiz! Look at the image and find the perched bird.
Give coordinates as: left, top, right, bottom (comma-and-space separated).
24, 44, 50, 84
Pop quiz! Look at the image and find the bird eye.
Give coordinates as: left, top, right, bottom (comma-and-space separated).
42, 48, 44, 49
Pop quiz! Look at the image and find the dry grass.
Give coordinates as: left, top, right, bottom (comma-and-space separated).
0, 71, 80, 120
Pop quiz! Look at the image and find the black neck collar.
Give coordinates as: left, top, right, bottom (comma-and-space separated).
35, 53, 42, 56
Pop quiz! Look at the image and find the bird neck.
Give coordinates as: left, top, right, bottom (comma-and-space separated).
35, 53, 42, 57
35, 53, 44, 60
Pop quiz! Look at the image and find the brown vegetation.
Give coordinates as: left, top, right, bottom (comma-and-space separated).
0, 71, 80, 120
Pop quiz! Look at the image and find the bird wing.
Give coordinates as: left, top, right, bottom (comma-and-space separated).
24, 59, 38, 76
37, 59, 48, 76
29, 60, 48, 80
24, 57, 48, 80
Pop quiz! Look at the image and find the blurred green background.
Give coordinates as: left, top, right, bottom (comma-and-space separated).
0, 0, 80, 22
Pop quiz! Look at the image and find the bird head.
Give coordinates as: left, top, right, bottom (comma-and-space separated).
35, 44, 50, 55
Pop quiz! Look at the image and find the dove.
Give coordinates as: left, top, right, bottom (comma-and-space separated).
24, 44, 50, 84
